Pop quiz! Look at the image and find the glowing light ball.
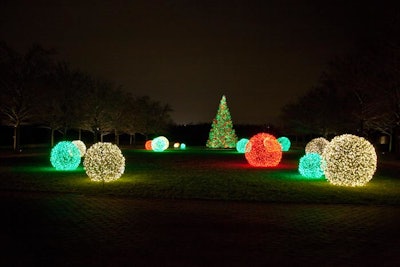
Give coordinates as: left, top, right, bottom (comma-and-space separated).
84, 142, 125, 183
50, 141, 81, 170
151, 136, 169, 152
173, 142, 180, 148
236, 138, 249, 153
180, 143, 186, 149
245, 133, 282, 167
305, 137, 329, 155
145, 140, 153, 150
277, 136, 291, 152
322, 134, 377, 187
72, 140, 86, 157
298, 153, 324, 179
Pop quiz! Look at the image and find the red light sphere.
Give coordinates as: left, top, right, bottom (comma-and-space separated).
245, 133, 282, 167
145, 140, 153, 150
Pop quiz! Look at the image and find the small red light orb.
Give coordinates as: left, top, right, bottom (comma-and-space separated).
145, 140, 153, 150
245, 133, 282, 167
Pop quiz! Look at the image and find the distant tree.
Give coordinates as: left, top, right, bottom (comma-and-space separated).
34, 62, 92, 146
133, 96, 173, 140
0, 42, 54, 150
206, 95, 238, 148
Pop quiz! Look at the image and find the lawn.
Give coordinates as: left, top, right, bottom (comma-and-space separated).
0, 147, 399, 205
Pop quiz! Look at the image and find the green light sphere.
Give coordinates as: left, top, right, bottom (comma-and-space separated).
151, 136, 169, 152
298, 153, 324, 179
236, 138, 249, 153
50, 141, 81, 170
277, 136, 291, 152
84, 142, 125, 183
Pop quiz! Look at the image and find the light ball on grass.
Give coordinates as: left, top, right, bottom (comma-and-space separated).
298, 153, 324, 179
305, 137, 329, 155
277, 136, 291, 152
245, 133, 282, 167
50, 141, 81, 170
322, 134, 377, 187
84, 142, 125, 183
236, 138, 249, 153
173, 142, 180, 148
145, 140, 153, 150
151, 136, 169, 152
72, 140, 86, 157
180, 143, 186, 149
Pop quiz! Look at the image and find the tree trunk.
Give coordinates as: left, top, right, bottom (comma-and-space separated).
13, 125, 18, 151
51, 128, 55, 147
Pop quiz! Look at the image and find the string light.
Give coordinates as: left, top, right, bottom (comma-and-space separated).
305, 137, 329, 155
277, 136, 291, 152
50, 141, 81, 170
145, 140, 153, 150
236, 138, 249, 153
245, 133, 282, 167
298, 153, 324, 179
322, 134, 377, 187
151, 136, 169, 152
83, 142, 125, 182
72, 140, 86, 157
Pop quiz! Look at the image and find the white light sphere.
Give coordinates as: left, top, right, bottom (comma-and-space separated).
305, 137, 329, 155
322, 134, 377, 187
83, 142, 125, 183
72, 140, 86, 157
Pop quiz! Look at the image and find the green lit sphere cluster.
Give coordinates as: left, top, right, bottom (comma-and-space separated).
83, 142, 125, 182
277, 136, 291, 152
305, 137, 329, 155
151, 136, 169, 152
322, 134, 377, 187
298, 153, 324, 179
50, 141, 81, 170
72, 140, 86, 157
236, 138, 249, 153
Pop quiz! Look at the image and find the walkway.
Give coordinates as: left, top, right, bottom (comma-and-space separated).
1, 191, 399, 267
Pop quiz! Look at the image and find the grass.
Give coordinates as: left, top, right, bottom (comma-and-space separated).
0, 147, 399, 205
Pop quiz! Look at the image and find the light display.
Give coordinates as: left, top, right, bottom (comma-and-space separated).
245, 133, 282, 167
236, 138, 249, 153
305, 137, 329, 155
50, 141, 81, 170
206, 95, 238, 148
322, 134, 377, 187
145, 140, 152, 150
180, 143, 186, 149
298, 153, 324, 179
72, 140, 86, 157
151, 136, 169, 152
173, 142, 180, 148
277, 136, 291, 152
83, 142, 125, 183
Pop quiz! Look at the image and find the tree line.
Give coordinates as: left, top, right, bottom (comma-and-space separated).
0, 42, 173, 151
280, 19, 400, 153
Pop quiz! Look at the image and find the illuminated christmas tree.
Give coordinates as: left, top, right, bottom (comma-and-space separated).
206, 95, 238, 148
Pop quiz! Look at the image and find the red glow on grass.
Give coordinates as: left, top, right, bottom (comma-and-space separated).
245, 133, 282, 167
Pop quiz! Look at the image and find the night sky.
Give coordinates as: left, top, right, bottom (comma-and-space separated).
0, 0, 389, 125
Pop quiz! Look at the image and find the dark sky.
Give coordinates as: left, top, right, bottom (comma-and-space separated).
0, 0, 388, 125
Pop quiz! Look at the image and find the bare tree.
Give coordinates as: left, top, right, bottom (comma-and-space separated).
0, 43, 54, 150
